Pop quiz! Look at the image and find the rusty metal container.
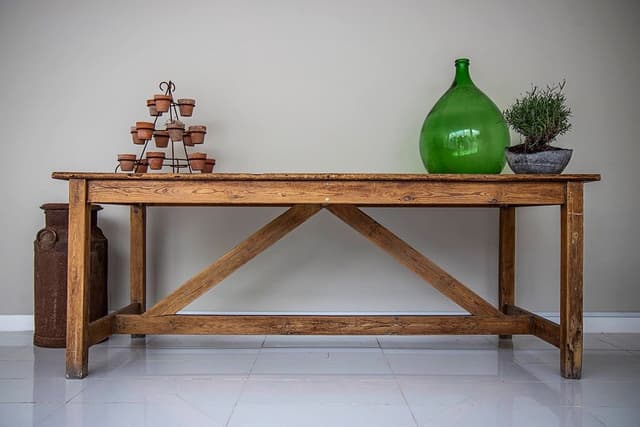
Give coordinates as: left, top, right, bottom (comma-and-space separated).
33, 203, 108, 347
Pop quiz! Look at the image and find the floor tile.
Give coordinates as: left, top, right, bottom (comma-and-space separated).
146, 335, 265, 349
397, 376, 571, 408
0, 403, 61, 427
0, 378, 86, 403
0, 346, 26, 361
251, 348, 391, 375
587, 406, 640, 427
408, 402, 604, 427
239, 375, 405, 405
573, 381, 640, 408
582, 333, 629, 350
0, 332, 33, 347
67, 376, 244, 426
597, 333, 640, 350
263, 335, 379, 348
384, 349, 501, 377
2, 332, 640, 427
69, 377, 176, 403
378, 335, 495, 350
111, 350, 259, 377
227, 403, 417, 427
41, 400, 222, 427
397, 377, 608, 426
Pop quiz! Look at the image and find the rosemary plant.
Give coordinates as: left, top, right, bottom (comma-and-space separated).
503, 81, 572, 152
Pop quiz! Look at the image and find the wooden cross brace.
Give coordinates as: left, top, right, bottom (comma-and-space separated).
144, 205, 501, 317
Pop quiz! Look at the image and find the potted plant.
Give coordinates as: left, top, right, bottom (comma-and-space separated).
183, 131, 193, 146
166, 120, 185, 142
177, 98, 196, 116
146, 99, 160, 117
503, 81, 573, 174
188, 125, 207, 144
153, 130, 170, 148
188, 152, 207, 170
136, 121, 155, 140
134, 159, 149, 173
146, 151, 165, 170
130, 126, 144, 145
153, 94, 172, 113
201, 158, 216, 173
117, 154, 137, 171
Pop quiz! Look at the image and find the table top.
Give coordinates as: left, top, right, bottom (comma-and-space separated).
52, 172, 601, 182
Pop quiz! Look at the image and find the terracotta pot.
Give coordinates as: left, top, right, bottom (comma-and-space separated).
154, 94, 172, 113
146, 99, 160, 117
188, 152, 206, 170
135, 159, 149, 173
188, 125, 207, 144
183, 131, 193, 146
201, 158, 216, 173
130, 126, 144, 145
166, 120, 185, 142
136, 121, 154, 140
153, 130, 170, 148
117, 154, 137, 172
177, 99, 195, 117
146, 151, 165, 170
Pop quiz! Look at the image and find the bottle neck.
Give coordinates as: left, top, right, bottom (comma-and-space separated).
454, 61, 473, 86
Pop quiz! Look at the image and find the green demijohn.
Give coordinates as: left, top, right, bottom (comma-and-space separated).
419, 58, 509, 173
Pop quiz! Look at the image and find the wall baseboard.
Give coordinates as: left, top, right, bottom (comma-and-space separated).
2, 312, 640, 333
0, 315, 34, 332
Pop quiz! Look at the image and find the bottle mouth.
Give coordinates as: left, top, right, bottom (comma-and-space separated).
455, 58, 470, 66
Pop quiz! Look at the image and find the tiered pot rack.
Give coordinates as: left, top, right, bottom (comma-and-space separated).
116, 81, 215, 174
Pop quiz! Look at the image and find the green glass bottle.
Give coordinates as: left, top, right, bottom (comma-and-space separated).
419, 58, 509, 174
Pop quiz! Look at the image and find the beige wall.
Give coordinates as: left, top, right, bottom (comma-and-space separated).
1, 0, 638, 315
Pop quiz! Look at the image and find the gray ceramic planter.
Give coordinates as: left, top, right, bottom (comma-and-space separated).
505, 148, 573, 174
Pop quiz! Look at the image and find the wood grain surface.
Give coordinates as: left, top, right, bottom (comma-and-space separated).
84, 180, 567, 206
115, 314, 532, 336
328, 205, 502, 316
52, 172, 601, 182
560, 182, 584, 378
499, 207, 516, 338
65, 179, 91, 379
144, 205, 321, 316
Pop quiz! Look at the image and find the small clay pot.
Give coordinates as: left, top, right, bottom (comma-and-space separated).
183, 131, 193, 146
166, 120, 185, 142
201, 158, 216, 173
118, 154, 137, 172
177, 99, 195, 117
146, 151, 165, 170
146, 99, 160, 117
188, 125, 207, 144
130, 126, 144, 145
153, 130, 170, 148
135, 159, 149, 173
188, 152, 206, 171
136, 121, 155, 140
154, 94, 172, 113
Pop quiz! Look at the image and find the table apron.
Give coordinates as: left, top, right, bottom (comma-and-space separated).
86, 180, 566, 206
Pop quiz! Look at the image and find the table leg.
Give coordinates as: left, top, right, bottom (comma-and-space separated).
499, 207, 516, 339
130, 204, 146, 338
66, 179, 91, 379
560, 182, 584, 379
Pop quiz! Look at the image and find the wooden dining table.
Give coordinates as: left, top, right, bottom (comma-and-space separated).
52, 172, 600, 379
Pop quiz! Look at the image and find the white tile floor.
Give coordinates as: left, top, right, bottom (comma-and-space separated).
1, 333, 639, 426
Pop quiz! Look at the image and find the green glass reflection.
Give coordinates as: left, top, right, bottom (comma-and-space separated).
419, 58, 509, 174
